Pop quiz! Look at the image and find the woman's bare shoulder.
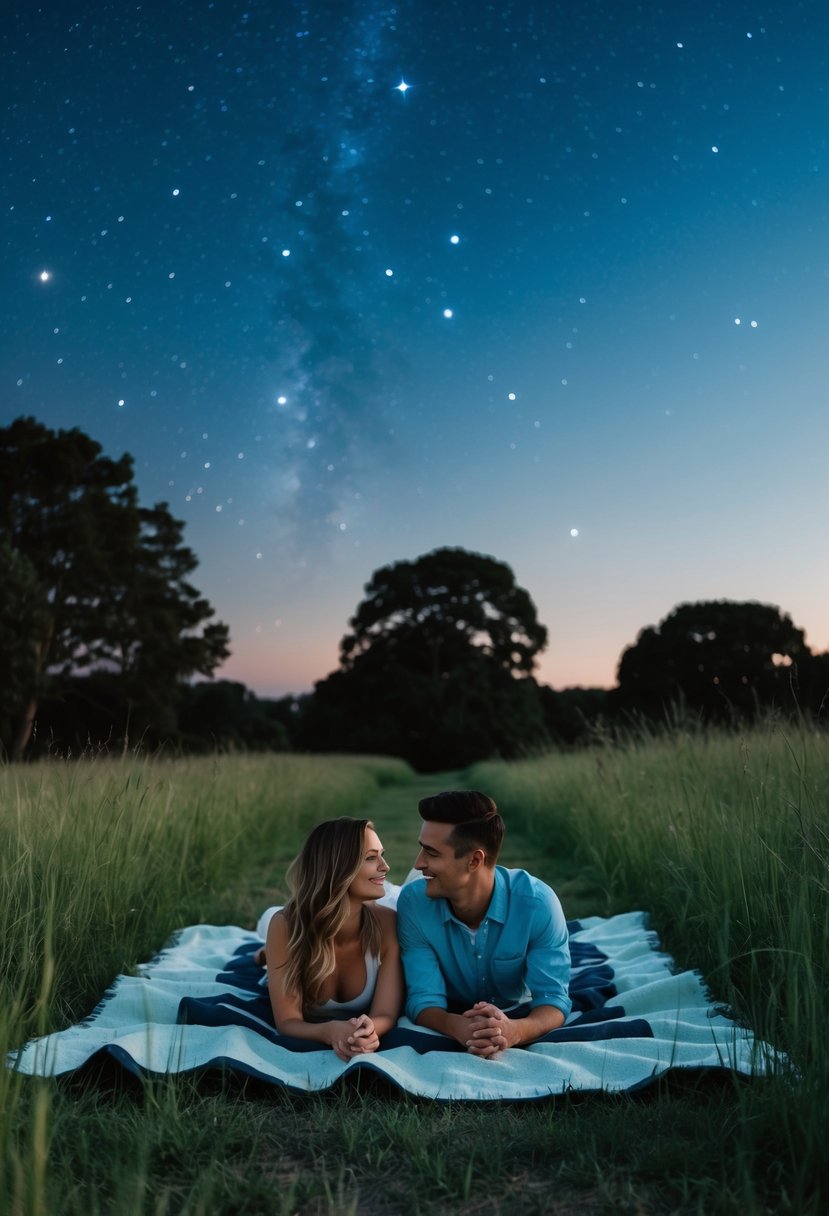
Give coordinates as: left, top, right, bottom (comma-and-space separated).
373, 903, 399, 953
373, 903, 397, 928
266, 909, 291, 960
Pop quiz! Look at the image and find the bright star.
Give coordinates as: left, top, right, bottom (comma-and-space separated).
450, 234, 460, 245
395, 80, 411, 94
39, 270, 51, 282
443, 308, 453, 319
570, 528, 579, 538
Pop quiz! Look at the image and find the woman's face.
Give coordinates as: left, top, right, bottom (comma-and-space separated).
349, 826, 390, 902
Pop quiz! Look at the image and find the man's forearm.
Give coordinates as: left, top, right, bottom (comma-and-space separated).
505, 1004, 565, 1047
414, 1007, 470, 1044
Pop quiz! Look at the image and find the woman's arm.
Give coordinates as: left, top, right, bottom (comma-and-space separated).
265, 913, 359, 1054
366, 906, 403, 1038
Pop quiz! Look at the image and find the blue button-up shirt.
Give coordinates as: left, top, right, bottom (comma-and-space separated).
397, 867, 572, 1022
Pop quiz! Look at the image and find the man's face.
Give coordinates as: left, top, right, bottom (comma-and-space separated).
414, 820, 472, 900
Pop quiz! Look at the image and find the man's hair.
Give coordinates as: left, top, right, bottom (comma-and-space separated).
418, 790, 504, 864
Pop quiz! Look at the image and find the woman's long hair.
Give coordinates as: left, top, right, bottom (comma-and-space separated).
280, 817, 383, 1010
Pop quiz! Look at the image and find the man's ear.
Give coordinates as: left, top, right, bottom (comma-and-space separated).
467, 847, 487, 872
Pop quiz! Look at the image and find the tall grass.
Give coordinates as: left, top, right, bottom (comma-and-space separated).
0, 752, 412, 1215
472, 723, 829, 1209
5, 738, 828, 1213
1, 753, 412, 1032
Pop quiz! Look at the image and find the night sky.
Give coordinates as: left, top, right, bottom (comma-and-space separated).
3, 1, 828, 697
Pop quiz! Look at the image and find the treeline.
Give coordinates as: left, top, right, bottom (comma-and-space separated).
19, 555, 829, 771
3, 418, 828, 769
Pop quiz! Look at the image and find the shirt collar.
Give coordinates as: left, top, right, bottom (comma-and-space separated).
442, 866, 507, 926
487, 866, 508, 924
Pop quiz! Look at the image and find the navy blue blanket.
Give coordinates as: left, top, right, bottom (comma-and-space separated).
10, 912, 783, 1100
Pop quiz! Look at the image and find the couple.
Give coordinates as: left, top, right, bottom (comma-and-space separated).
259, 790, 572, 1059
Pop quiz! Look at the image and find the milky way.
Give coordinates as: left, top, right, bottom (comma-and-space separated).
3, 1, 828, 694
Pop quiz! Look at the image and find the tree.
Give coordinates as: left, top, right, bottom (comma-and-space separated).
340, 547, 547, 678
178, 681, 290, 752
539, 685, 610, 746
0, 539, 50, 754
304, 548, 549, 770
0, 417, 230, 758
799, 651, 829, 723
614, 599, 810, 724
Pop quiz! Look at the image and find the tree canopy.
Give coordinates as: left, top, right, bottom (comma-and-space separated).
0, 416, 230, 758
614, 599, 809, 723
5, 419, 824, 764
305, 547, 549, 770
340, 546, 547, 678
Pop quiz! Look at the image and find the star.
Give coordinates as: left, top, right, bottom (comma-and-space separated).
395, 80, 411, 94
39, 270, 51, 282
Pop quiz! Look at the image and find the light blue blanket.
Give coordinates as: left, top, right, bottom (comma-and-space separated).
9, 911, 784, 1100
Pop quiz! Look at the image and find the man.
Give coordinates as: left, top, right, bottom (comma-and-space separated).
396, 790, 571, 1058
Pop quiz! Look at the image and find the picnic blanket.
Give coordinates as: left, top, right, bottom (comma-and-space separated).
9, 909, 784, 1100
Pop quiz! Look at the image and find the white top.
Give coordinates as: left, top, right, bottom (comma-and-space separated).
254, 908, 381, 1018
308, 951, 380, 1018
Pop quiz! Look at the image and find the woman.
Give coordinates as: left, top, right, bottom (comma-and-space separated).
260, 817, 402, 1060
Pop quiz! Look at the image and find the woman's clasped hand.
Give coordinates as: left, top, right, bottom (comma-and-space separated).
329, 1013, 381, 1061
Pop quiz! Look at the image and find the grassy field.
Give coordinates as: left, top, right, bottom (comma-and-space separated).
473, 724, 829, 1213
2, 731, 827, 1214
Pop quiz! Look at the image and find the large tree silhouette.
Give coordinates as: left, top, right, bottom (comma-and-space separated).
341, 547, 547, 677
614, 599, 809, 723
303, 547, 548, 770
0, 417, 229, 758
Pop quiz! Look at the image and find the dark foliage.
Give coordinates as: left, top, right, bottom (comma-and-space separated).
178, 681, 290, 753
340, 546, 547, 678
539, 685, 611, 745
613, 599, 827, 725
29, 678, 293, 758
0, 417, 230, 758
6, 417, 826, 764
301, 547, 550, 770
